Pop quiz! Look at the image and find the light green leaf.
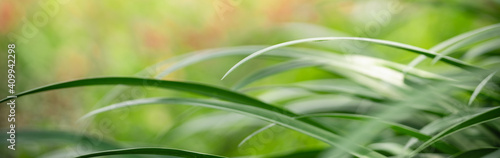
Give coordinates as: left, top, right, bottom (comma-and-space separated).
297, 113, 459, 154
82, 98, 387, 158
0, 77, 293, 117
469, 71, 497, 105
222, 37, 481, 80
405, 23, 500, 72
410, 106, 500, 157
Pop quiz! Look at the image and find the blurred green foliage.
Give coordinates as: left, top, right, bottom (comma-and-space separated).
1, 0, 500, 157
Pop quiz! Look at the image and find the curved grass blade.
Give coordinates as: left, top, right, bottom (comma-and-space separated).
75, 147, 226, 158
469, 71, 497, 105
156, 46, 267, 79
431, 28, 500, 64
403, 109, 483, 152
81, 98, 387, 158
0, 77, 337, 139
463, 38, 500, 60
297, 113, 459, 154
221, 37, 481, 80
410, 106, 500, 157
156, 46, 339, 79
238, 123, 276, 147
233, 59, 323, 90
156, 45, 450, 87
0, 77, 293, 116
405, 23, 500, 72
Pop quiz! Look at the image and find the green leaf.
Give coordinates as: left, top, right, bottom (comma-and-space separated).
81, 97, 387, 158
0, 77, 338, 137
463, 38, 500, 60
469, 71, 497, 105
405, 23, 500, 72
431, 27, 500, 64
75, 147, 226, 158
238, 123, 276, 147
155, 46, 338, 79
0, 77, 293, 116
222, 37, 481, 80
297, 113, 459, 154
410, 106, 500, 157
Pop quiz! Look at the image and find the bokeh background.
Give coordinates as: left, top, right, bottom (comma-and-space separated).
0, 0, 500, 157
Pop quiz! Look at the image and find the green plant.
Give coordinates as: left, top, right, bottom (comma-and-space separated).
2, 23, 500, 158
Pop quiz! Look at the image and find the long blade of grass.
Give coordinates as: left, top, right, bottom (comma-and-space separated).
81, 97, 387, 158
297, 113, 459, 154
1, 77, 338, 139
156, 46, 338, 79
238, 123, 276, 147
463, 38, 500, 60
0, 77, 292, 116
432, 28, 500, 64
469, 71, 497, 105
221, 37, 481, 80
410, 106, 500, 157
405, 23, 500, 72
75, 147, 226, 158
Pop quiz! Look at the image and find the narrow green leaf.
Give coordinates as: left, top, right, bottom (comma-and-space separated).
222, 37, 481, 80
431, 27, 500, 64
156, 46, 338, 79
75, 147, 226, 158
297, 113, 459, 154
405, 23, 500, 72
410, 106, 500, 157
469, 71, 497, 105
238, 123, 276, 147
0, 77, 293, 117
1, 77, 339, 136
463, 38, 500, 60
82, 98, 387, 158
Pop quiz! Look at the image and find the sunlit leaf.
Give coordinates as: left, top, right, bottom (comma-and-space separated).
410, 106, 500, 156
82, 98, 387, 158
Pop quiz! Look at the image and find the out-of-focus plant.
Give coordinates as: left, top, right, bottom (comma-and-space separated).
2, 23, 500, 158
